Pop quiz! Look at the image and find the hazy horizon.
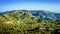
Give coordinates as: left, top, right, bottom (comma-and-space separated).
0, 0, 60, 13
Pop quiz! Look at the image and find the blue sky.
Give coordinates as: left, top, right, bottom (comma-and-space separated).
0, 0, 60, 13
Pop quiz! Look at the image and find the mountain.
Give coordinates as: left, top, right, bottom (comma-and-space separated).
0, 10, 57, 23
0, 10, 60, 34
0, 10, 15, 15
30, 10, 57, 22
54, 13, 60, 20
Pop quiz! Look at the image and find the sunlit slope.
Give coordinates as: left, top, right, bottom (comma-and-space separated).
0, 10, 57, 30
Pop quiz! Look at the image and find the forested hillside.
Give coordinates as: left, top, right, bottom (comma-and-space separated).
0, 10, 60, 34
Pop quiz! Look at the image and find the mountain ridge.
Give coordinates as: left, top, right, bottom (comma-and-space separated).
0, 10, 57, 23
0, 10, 59, 20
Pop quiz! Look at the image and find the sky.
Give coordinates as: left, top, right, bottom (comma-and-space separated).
0, 0, 60, 13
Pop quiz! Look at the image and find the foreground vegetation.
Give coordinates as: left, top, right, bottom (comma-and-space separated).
0, 10, 60, 34
0, 20, 60, 34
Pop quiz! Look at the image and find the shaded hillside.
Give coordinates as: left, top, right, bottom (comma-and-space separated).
54, 13, 60, 20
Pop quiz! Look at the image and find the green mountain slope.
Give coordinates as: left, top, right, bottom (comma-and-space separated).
0, 10, 58, 34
